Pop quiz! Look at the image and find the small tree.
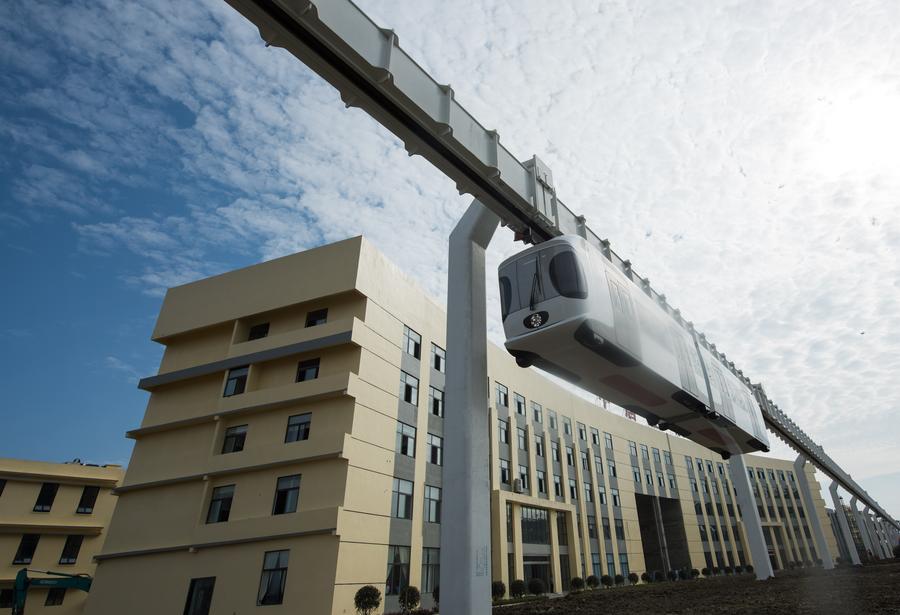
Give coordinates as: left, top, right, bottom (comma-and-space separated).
601, 575, 613, 588
586, 575, 600, 589
398, 586, 420, 614
528, 578, 546, 596
614, 574, 624, 586
690, 568, 700, 579
628, 572, 639, 585
640, 572, 650, 584
570, 577, 585, 592
354, 585, 382, 615
510, 579, 527, 599
491, 581, 506, 601
701, 567, 711, 577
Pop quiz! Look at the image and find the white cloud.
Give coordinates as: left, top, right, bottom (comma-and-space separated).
3, 0, 899, 515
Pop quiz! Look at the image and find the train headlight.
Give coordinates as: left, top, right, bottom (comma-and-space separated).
523, 311, 549, 329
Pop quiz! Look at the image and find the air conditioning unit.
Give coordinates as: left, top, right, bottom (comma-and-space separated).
513, 479, 524, 493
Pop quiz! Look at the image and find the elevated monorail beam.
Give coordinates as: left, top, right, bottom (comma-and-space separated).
221, 0, 897, 528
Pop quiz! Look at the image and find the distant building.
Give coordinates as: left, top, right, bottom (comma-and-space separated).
0, 458, 122, 614
84, 237, 839, 615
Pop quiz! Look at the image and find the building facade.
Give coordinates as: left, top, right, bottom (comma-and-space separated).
85, 237, 839, 615
0, 459, 122, 614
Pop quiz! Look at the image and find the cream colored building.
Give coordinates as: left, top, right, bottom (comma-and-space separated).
84, 237, 839, 615
0, 458, 122, 614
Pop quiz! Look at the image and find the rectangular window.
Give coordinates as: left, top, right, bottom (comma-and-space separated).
305, 308, 328, 327
514, 393, 526, 415
424, 486, 441, 523
385, 546, 410, 595
577, 422, 587, 441
594, 455, 603, 476
664, 450, 672, 465
569, 479, 578, 500
566, 446, 574, 466
548, 410, 557, 430
612, 489, 621, 507
619, 553, 630, 577
615, 518, 625, 540
640, 444, 649, 460
690, 478, 698, 492
604, 433, 613, 450
584, 482, 594, 503
206, 485, 234, 524
0, 479, 5, 497
553, 475, 562, 497
183, 577, 215, 615
284, 413, 311, 443
668, 473, 678, 490
247, 322, 270, 340
598, 485, 607, 505
535, 437, 545, 457
496, 383, 509, 407
532, 402, 543, 423
403, 326, 421, 359
76, 486, 99, 514
400, 371, 419, 404
421, 547, 440, 593
563, 417, 572, 436
500, 460, 510, 485
602, 517, 611, 540
34, 482, 59, 512
221, 425, 247, 454
628, 441, 637, 457
587, 515, 597, 539
518, 465, 529, 491
652, 447, 661, 463
657, 472, 664, 487
431, 344, 445, 372
272, 475, 300, 515
396, 422, 416, 457
645, 471, 653, 485
633, 467, 641, 483
427, 434, 443, 465
517, 428, 528, 451
392, 478, 414, 519
536, 470, 547, 494
591, 428, 600, 446
296, 358, 320, 382
580, 451, 589, 470
13, 534, 39, 564
608, 462, 617, 478
552, 442, 560, 462
223, 366, 249, 397
606, 553, 616, 578
45, 588, 65, 606
58, 535, 83, 565
257, 550, 289, 605
429, 387, 444, 417
498, 419, 509, 444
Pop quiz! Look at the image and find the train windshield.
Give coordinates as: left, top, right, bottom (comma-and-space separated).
499, 245, 587, 320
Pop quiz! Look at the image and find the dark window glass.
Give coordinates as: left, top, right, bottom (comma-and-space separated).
285, 413, 312, 443
429, 387, 444, 417
76, 486, 100, 514
59, 535, 83, 565
402, 326, 421, 359
257, 550, 289, 605
431, 344, 445, 373
248, 323, 270, 341
45, 588, 65, 606
615, 518, 625, 540
0, 590, 12, 609
272, 475, 300, 515
548, 250, 587, 299
424, 486, 441, 523
34, 483, 59, 512
427, 434, 443, 466
0, 479, 6, 498
400, 371, 419, 404
520, 507, 550, 545
221, 425, 247, 454
183, 577, 215, 615
14, 534, 40, 564
305, 309, 328, 327
395, 422, 416, 457
223, 366, 249, 397
499, 275, 512, 319
392, 478, 414, 519
421, 547, 440, 593
296, 358, 320, 382
206, 485, 234, 524
385, 546, 410, 595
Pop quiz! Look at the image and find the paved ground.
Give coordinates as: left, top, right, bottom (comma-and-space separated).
494, 562, 900, 614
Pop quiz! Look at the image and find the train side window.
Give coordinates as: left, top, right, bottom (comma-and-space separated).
499, 275, 512, 319
548, 251, 587, 299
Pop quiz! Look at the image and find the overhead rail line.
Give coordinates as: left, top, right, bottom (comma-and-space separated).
223, 0, 897, 529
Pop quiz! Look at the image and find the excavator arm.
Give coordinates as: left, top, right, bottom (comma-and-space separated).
12, 568, 92, 615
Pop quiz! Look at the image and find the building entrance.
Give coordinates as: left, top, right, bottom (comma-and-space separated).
523, 556, 552, 591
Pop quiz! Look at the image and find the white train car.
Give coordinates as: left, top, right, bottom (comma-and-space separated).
498, 235, 769, 458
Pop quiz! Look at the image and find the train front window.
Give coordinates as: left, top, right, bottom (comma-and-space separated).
548, 250, 587, 299
515, 254, 541, 309
499, 274, 512, 320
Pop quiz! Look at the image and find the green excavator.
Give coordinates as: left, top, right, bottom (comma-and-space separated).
10, 568, 92, 615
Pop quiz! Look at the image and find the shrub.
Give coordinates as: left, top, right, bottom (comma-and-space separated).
640, 572, 650, 583
678, 569, 689, 581
653, 571, 664, 583
586, 575, 600, 589
746, 565, 754, 574
614, 574, 624, 586
724, 566, 733, 575
601, 574, 613, 588
432, 585, 439, 606
491, 581, 506, 601
690, 568, 700, 579
570, 577, 585, 592
354, 585, 382, 615
510, 579, 527, 599
712, 567, 720, 576
398, 586, 420, 614
734, 565, 744, 574
527, 578, 546, 596
667, 570, 678, 582
628, 572, 639, 585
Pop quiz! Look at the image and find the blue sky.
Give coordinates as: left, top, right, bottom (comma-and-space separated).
1, 0, 899, 515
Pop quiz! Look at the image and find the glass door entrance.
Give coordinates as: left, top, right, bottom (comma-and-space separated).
523, 555, 553, 592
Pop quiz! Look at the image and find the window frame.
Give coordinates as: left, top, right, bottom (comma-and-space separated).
76, 486, 100, 514
272, 475, 301, 515
284, 413, 312, 443
431, 343, 446, 372
305, 308, 328, 327
221, 424, 248, 454
223, 366, 249, 397
183, 577, 216, 615
295, 358, 320, 382
58, 535, 83, 565
403, 326, 422, 359
33, 482, 59, 513
206, 485, 235, 524
257, 550, 289, 606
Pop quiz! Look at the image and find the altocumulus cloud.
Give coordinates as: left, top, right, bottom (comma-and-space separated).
2, 0, 899, 511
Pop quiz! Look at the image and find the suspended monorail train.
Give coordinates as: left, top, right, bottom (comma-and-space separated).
499, 235, 769, 458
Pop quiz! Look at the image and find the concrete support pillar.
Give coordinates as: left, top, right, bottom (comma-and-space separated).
548, 510, 563, 593
849, 497, 874, 561
792, 456, 834, 569
440, 200, 499, 615
862, 507, 883, 559
828, 482, 860, 566
728, 454, 774, 580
